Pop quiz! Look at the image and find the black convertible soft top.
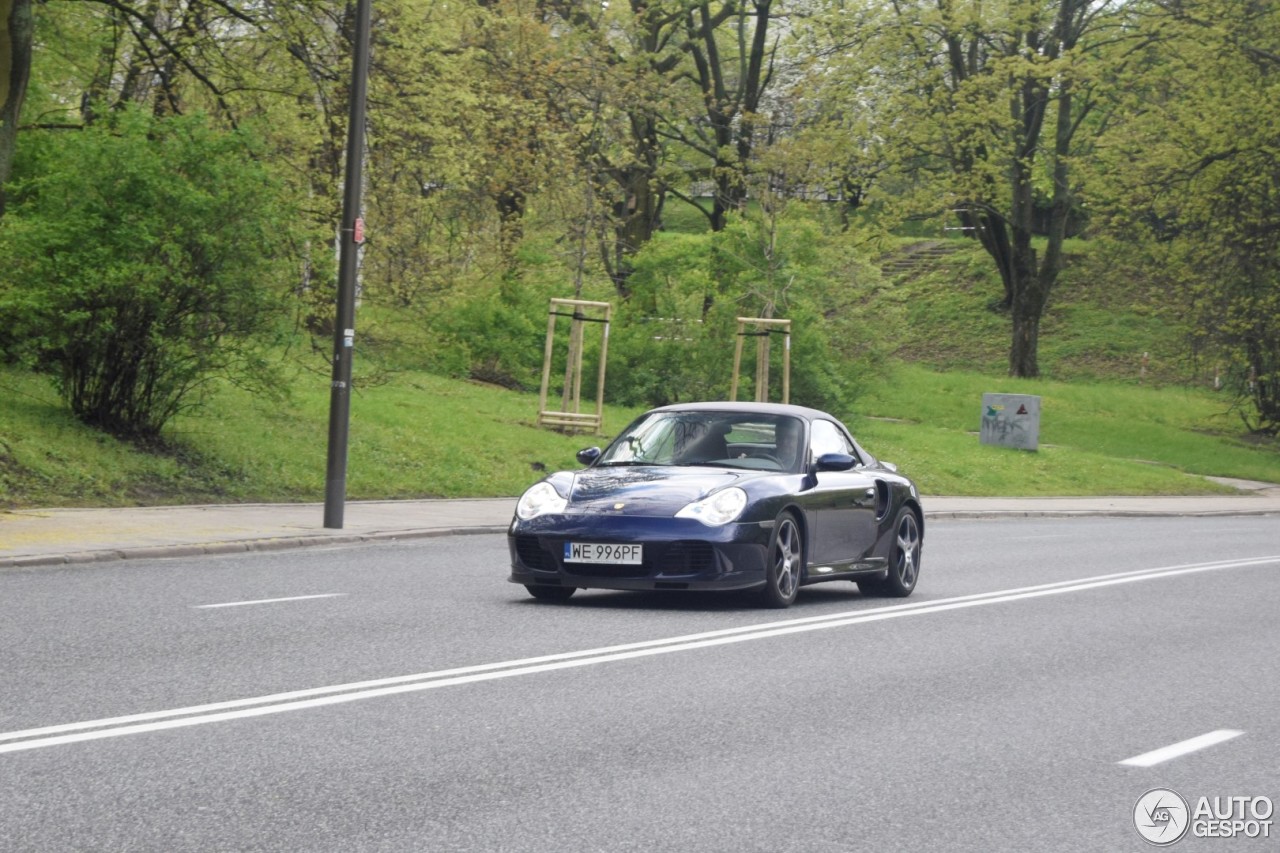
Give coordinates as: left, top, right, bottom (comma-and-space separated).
650, 401, 835, 422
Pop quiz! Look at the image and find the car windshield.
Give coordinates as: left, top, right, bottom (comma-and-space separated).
597, 411, 806, 473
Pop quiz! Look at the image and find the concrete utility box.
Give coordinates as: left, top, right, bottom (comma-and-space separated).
980, 393, 1041, 451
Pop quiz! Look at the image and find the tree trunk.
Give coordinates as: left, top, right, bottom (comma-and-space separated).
0, 0, 34, 218
962, 159, 1052, 377
958, 207, 1015, 308
608, 162, 661, 299
607, 111, 663, 296
684, 0, 773, 233
1246, 338, 1280, 434
1009, 279, 1045, 377
496, 186, 526, 273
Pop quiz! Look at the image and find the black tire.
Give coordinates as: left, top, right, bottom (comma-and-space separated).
858, 506, 921, 598
760, 511, 803, 608
525, 584, 576, 602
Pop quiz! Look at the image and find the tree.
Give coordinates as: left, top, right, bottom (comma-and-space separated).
0, 0, 34, 215
667, 0, 783, 233
0, 109, 300, 439
810, 0, 1128, 377
1091, 0, 1280, 432
537, 0, 687, 296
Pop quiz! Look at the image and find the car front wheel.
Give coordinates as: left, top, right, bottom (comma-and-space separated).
760, 511, 803, 608
858, 506, 921, 598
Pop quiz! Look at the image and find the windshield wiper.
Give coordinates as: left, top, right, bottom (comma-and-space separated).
670, 461, 738, 469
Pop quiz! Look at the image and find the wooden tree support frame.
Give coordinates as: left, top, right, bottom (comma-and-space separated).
538, 298, 612, 433
730, 317, 791, 404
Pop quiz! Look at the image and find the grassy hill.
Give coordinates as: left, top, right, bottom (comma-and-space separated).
3, 358, 1278, 509
871, 238, 1194, 385
0, 367, 641, 508
2, 237, 1276, 508
849, 363, 1280, 496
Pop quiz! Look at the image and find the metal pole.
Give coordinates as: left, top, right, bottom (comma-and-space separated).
323, 0, 373, 529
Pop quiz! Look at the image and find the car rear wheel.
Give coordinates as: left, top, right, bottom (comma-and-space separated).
858, 506, 921, 598
760, 512, 803, 608
525, 584, 576, 602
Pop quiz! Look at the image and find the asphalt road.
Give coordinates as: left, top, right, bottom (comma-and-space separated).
2, 516, 1278, 852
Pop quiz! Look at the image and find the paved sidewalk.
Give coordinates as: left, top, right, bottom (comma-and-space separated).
2, 483, 1279, 569
0, 499, 516, 568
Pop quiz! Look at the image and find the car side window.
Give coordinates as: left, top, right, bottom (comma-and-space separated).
810, 420, 858, 463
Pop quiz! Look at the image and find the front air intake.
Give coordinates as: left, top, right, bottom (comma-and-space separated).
515, 536, 557, 572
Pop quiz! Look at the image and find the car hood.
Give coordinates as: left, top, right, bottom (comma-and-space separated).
565, 466, 757, 515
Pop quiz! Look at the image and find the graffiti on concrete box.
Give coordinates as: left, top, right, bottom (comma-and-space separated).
980, 393, 1040, 451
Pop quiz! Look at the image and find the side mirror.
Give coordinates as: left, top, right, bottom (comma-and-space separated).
576, 447, 602, 466
815, 452, 856, 472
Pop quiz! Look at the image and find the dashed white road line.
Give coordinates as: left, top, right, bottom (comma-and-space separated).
194, 594, 347, 609
1120, 730, 1245, 768
2, 555, 1278, 755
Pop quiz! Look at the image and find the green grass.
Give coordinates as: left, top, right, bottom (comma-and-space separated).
3, 360, 1277, 508
0, 366, 645, 508
4, 234, 1277, 508
847, 364, 1280, 496
875, 240, 1193, 384
0, 370, 225, 507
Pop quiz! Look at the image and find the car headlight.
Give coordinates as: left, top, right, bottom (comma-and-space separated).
516, 482, 568, 520
675, 487, 748, 526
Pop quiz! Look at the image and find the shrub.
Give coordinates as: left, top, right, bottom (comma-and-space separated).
0, 109, 300, 440
606, 216, 881, 414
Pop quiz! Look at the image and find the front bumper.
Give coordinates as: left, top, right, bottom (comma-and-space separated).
508, 514, 773, 592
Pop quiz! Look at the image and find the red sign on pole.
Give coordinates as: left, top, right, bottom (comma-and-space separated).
354, 218, 365, 243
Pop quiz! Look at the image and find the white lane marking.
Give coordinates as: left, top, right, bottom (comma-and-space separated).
2, 555, 1277, 755
1120, 730, 1245, 767
194, 594, 346, 609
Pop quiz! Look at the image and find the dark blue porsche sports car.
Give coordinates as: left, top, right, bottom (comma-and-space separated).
508, 402, 924, 608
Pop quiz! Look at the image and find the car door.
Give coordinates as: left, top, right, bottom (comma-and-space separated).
805, 419, 880, 566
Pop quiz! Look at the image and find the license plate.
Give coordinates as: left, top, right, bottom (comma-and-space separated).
564, 542, 644, 565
